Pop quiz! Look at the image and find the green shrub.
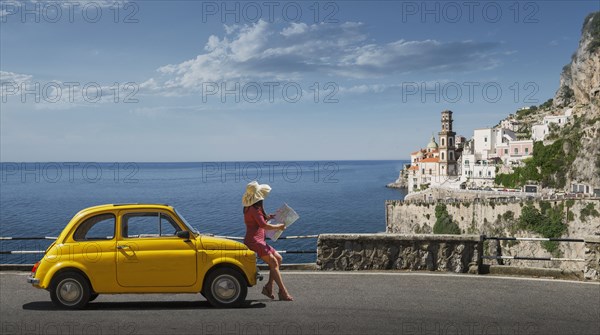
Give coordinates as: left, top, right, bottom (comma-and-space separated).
567, 211, 575, 222
518, 204, 567, 253
495, 136, 581, 189
540, 98, 553, 109
433, 204, 461, 235
580, 203, 600, 222
502, 211, 515, 221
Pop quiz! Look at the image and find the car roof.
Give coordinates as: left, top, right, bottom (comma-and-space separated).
75, 203, 174, 216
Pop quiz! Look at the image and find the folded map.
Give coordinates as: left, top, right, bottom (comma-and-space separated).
265, 203, 299, 242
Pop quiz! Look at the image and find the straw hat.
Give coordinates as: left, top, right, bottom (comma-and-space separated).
242, 181, 272, 207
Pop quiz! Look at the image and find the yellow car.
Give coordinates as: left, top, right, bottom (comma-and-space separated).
27, 204, 260, 309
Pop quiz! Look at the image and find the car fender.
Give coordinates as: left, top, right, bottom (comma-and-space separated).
200, 257, 256, 289
39, 261, 92, 290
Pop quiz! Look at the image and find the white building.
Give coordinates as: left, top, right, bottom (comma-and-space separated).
531, 124, 548, 141
500, 117, 521, 132
472, 128, 515, 160
531, 109, 572, 142
461, 126, 533, 187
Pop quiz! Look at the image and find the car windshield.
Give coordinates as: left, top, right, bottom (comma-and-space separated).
174, 209, 199, 235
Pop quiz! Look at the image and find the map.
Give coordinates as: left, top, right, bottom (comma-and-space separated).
265, 203, 300, 242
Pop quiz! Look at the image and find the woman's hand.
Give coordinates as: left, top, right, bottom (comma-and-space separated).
277, 224, 286, 230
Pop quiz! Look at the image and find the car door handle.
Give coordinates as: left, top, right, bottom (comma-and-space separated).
117, 245, 130, 250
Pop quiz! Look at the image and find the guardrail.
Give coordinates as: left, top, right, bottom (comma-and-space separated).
482, 236, 586, 262
0, 235, 318, 258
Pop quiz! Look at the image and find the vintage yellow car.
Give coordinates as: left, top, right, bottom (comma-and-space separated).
27, 204, 260, 309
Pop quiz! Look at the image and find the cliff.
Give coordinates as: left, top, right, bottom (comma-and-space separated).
558, 12, 600, 190
500, 12, 600, 191
554, 12, 600, 107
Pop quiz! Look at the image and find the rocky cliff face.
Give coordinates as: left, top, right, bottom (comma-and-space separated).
546, 12, 600, 190
563, 12, 600, 191
555, 12, 600, 107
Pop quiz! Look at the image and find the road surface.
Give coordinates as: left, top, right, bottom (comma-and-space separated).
1, 271, 599, 335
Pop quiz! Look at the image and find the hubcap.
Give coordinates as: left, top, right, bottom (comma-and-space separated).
212, 274, 240, 303
57, 279, 82, 305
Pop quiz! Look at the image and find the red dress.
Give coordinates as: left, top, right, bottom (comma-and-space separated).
243, 206, 276, 257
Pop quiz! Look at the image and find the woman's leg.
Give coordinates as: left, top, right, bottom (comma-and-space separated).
262, 254, 275, 291
260, 253, 292, 299
261, 250, 282, 290
273, 251, 283, 267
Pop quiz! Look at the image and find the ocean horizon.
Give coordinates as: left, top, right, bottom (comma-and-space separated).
0, 160, 409, 263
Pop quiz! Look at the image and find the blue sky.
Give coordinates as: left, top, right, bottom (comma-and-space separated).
1, 0, 598, 161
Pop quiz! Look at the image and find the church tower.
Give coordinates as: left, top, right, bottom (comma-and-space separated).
438, 110, 457, 176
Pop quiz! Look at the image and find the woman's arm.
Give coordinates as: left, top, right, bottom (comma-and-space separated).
251, 207, 285, 230
264, 222, 285, 231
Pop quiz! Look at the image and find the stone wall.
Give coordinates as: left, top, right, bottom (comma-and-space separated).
316, 233, 600, 281
386, 198, 600, 271
317, 234, 481, 273
584, 236, 600, 280
404, 187, 538, 202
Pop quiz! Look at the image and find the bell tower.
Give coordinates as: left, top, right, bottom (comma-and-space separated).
438, 110, 457, 176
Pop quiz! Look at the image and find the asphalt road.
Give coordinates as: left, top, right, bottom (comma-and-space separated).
1, 271, 599, 335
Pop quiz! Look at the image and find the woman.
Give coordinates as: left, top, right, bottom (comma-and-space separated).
242, 181, 294, 301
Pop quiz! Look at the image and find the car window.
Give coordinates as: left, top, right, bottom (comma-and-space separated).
122, 212, 182, 238
73, 214, 115, 241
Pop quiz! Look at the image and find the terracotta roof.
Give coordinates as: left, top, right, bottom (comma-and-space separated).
420, 157, 440, 163
411, 151, 422, 155
407, 165, 419, 171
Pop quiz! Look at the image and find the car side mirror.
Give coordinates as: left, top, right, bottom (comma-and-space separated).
176, 230, 190, 240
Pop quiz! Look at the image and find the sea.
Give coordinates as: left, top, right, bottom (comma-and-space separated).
0, 161, 408, 264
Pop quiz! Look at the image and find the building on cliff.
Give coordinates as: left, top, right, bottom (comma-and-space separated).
406, 110, 463, 192
404, 110, 537, 192
531, 109, 573, 141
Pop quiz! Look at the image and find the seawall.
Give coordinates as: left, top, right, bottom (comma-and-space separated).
317, 234, 481, 273
385, 198, 600, 271
317, 233, 600, 281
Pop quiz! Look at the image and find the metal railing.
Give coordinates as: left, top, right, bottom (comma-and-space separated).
482, 236, 586, 262
0, 235, 319, 258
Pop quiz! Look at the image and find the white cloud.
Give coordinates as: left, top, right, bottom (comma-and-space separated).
0, 71, 33, 85
281, 22, 309, 37
339, 84, 393, 94
1, 70, 138, 108
144, 20, 501, 96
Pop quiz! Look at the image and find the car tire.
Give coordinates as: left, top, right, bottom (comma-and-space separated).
203, 268, 247, 308
49, 272, 91, 309
89, 293, 99, 302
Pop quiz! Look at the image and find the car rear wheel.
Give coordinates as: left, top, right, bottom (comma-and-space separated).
50, 272, 91, 309
203, 268, 247, 308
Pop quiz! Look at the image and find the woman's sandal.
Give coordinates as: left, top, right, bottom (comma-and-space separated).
278, 291, 294, 301
261, 285, 275, 300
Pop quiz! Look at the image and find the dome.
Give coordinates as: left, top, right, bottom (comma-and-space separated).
427, 134, 438, 149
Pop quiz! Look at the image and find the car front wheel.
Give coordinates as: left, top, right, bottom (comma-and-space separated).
203, 268, 247, 308
50, 272, 91, 309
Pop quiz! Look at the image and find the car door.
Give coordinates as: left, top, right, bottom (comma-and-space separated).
70, 212, 117, 292
116, 210, 197, 287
